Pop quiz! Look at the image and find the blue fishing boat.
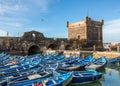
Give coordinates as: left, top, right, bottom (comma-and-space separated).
8, 70, 72, 86
41, 54, 65, 64
0, 67, 53, 86
0, 55, 25, 67
60, 56, 79, 64
0, 54, 11, 64
0, 54, 41, 68
0, 53, 9, 60
71, 70, 102, 84
85, 56, 107, 70
107, 58, 118, 64
72, 56, 93, 68
117, 56, 120, 63
58, 62, 81, 71
41, 70, 72, 86
0, 57, 41, 76
0, 57, 30, 69
58, 56, 93, 71
106, 56, 120, 64
42, 63, 59, 70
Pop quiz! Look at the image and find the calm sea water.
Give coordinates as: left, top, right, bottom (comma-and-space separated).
72, 63, 120, 86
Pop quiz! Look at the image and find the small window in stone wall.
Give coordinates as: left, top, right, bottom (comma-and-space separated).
77, 35, 80, 40
32, 33, 35, 37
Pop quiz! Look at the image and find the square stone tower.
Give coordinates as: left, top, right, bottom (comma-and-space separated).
67, 16, 104, 48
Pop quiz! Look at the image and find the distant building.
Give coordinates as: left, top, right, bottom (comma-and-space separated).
67, 16, 104, 48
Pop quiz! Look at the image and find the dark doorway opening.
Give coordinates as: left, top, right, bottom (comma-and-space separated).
28, 45, 40, 55
65, 45, 71, 50
78, 35, 80, 40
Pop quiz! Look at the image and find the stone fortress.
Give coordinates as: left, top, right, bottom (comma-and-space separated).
0, 16, 104, 55
67, 16, 103, 48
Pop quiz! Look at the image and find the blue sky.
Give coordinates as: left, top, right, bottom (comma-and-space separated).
0, 0, 120, 42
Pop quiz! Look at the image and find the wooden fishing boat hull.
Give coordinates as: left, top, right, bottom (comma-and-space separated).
71, 71, 102, 84
85, 56, 107, 70
9, 70, 72, 86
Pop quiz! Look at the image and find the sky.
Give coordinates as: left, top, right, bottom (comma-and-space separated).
0, 0, 120, 42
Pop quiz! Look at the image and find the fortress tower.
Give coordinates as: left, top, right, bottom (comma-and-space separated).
67, 16, 104, 48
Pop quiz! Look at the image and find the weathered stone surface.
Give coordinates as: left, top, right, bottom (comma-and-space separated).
0, 17, 104, 54
67, 16, 103, 47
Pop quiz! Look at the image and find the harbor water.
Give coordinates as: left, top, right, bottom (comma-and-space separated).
72, 63, 120, 86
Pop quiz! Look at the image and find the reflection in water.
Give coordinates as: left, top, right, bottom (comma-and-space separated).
72, 63, 120, 86
100, 63, 120, 86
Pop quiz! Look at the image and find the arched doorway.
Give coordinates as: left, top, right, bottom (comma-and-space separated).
47, 44, 58, 50
28, 45, 40, 55
65, 45, 71, 50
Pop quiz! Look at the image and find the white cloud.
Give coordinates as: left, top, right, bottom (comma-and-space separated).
0, 0, 57, 15
30, 0, 50, 12
103, 19, 120, 42
0, 17, 28, 23
0, 0, 27, 15
0, 17, 28, 29
3, 22, 23, 28
0, 0, 59, 36
0, 29, 7, 36
26, 0, 58, 13
0, 0, 57, 22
